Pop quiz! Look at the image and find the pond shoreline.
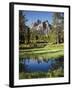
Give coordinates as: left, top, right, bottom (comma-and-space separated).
19, 44, 64, 59
19, 50, 64, 59
19, 56, 64, 79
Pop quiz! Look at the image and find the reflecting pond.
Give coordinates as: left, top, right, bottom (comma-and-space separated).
19, 56, 64, 73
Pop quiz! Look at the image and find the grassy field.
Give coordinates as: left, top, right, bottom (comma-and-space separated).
19, 44, 64, 59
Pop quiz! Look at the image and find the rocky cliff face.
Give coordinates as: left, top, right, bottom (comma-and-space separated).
30, 20, 50, 36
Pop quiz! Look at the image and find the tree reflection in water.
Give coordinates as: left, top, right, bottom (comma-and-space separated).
19, 56, 64, 73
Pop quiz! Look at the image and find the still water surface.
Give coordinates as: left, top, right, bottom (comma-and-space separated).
19, 57, 64, 72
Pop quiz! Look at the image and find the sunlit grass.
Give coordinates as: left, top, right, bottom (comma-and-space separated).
19, 50, 64, 59
19, 44, 64, 59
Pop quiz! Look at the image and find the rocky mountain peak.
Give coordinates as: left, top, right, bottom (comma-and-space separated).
30, 20, 50, 35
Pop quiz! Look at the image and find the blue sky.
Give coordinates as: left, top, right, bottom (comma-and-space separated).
22, 10, 63, 27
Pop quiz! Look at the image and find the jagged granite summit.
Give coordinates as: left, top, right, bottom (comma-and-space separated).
30, 20, 50, 36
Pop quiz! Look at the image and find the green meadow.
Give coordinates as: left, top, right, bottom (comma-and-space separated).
19, 44, 64, 59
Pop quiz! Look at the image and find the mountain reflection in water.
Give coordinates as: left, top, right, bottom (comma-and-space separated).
19, 56, 64, 73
